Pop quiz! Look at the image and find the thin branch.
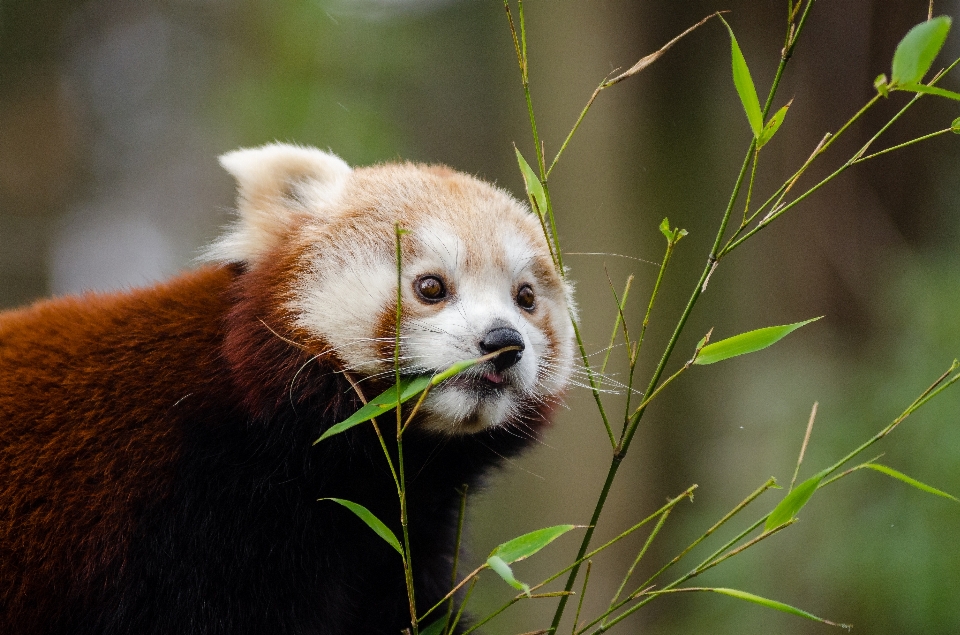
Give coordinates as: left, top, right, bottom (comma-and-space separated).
789, 402, 818, 492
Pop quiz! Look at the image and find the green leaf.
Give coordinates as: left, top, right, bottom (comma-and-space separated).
320, 498, 403, 556
891, 16, 952, 85
757, 102, 790, 148
315, 354, 492, 444
765, 468, 829, 531
863, 463, 960, 502
898, 82, 960, 101
659, 217, 672, 240
711, 588, 847, 628
874, 73, 889, 97
419, 618, 448, 635
515, 146, 547, 217
489, 524, 577, 564
953, 117, 960, 133
315, 375, 431, 443
486, 555, 531, 595
429, 357, 484, 385
719, 16, 763, 138
694, 317, 821, 366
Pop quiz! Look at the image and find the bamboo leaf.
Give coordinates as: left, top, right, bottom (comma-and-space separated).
315, 355, 493, 444
863, 463, 960, 502
874, 73, 890, 97
953, 117, 960, 133
711, 588, 848, 628
320, 498, 403, 556
315, 375, 431, 443
891, 16, 952, 85
765, 468, 829, 531
487, 555, 531, 595
719, 16, 763, 138
515, 146, 547, 217
660, 217, 673, 240
757, 101, 791, 148
419, 618, 448, 635
489, 524, 577, 564
694, 317, 821, 366
429, 357, 484, 385
898, 82, 960, 101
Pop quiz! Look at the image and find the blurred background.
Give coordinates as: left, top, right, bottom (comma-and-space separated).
2, 0, 958, 632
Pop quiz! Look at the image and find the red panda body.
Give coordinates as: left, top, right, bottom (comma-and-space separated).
0, 144, 576, 634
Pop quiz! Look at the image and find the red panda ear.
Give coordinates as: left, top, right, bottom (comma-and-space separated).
203, 143, 352, 264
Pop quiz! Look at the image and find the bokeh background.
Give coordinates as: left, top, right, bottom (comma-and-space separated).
2, 0, 959, 632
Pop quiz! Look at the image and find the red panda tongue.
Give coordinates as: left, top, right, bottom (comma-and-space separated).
483, 371, 505, 385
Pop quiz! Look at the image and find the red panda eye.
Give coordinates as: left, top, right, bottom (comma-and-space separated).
516, 285, 535, 311
415, 275, 447, 302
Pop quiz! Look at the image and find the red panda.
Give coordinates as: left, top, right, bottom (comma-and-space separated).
0, 143, 575, 634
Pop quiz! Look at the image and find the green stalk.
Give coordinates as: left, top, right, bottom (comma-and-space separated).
815, 362, 960, 481
599, 275, 634, 383
394, 225, 418, 634
570, 561, 593, 635
852, 127, 952, 163
638, 477, 778, 590
620, 235, 677, 434
548, 136, 753, 635
447, 578, 477, 635
584, 361, 959, 632
607, 509, 673, 611
464, 486, 696, 635
723, 55, 960, 255
581, 521, 795, 634
443, 485, 468, 634
741, 147, 760, 225
548, 4, 821, 625
570, 311, 617, 448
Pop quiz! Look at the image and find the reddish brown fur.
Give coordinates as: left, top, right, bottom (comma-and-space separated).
0, 267, 235, 627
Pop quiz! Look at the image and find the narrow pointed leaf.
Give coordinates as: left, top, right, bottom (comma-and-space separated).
711, 588, 847, 627
515, 147, 547, 217
898, 82, 960, 101
315, 355, 491, 444
419, 618, 448, 635
863, 463, 960, 502
765, 468, 829, 531
430, 357, 484, 385
694, 317, 821, 366
660, 217, 673, 240
891, 16, 952, 85
487, 555, 531, 595
757, 102, 790, 148
719, 16, 763, 138
953, 117, 960, 133
315, 375, 431, 443
320, 498, 403, 556
489, 525, 577, 564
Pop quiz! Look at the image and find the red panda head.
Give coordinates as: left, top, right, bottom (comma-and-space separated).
207, 143, 575, 434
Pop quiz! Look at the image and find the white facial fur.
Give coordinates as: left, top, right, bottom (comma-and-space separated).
211, 143, 575, 435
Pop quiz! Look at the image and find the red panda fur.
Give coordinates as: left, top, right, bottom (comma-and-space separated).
0, 145, 569, 634
0, 263, 546, 634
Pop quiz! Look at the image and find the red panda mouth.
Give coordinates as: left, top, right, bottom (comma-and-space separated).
436, 368, 511, 396
482, 371, 506, 385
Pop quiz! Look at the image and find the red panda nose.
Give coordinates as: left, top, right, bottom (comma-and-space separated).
479, 327, 525, 373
